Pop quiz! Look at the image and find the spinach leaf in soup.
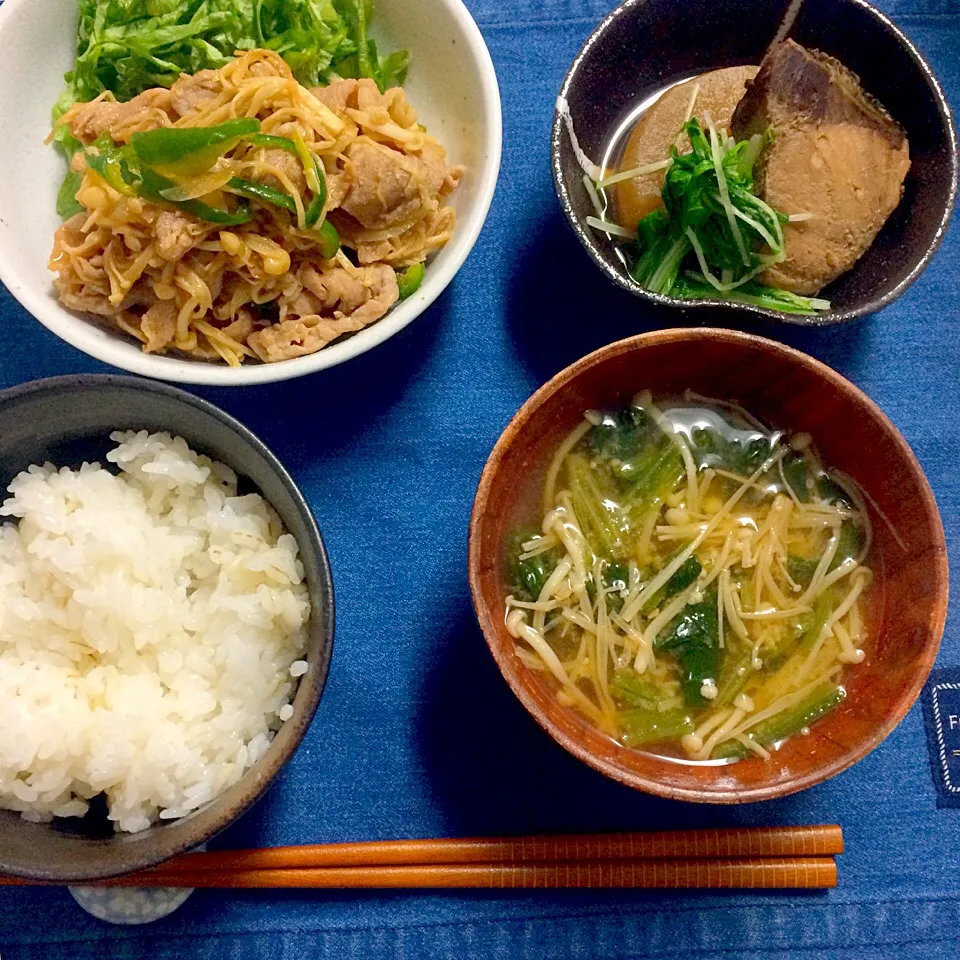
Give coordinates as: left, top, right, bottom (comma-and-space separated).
831, 522, 864, 570
655, 585, 721, 708
690, 426, 772, 476
585, 561, 631, 614
507, 531, 558, 603
620, 707, 695, 747
781, 453, 812, 502
787, 522, 863, 587
611, 670, 696, 747
564, 453, 631, 559
585, 406, 685, 508
663, 555, 702, 598
787, 554, 820, 586
610, 670, 663, 710
640, 553, 702, 614
585, 406, 658, 467
712, 684, 846, 759
817, 474, 853, 507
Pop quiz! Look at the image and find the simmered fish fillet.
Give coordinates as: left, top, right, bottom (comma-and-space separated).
731, 40, 909, 295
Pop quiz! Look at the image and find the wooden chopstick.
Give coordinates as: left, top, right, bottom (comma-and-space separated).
8, 858, 838, 890
0, 827, 843, 890
144, 825, 843, 874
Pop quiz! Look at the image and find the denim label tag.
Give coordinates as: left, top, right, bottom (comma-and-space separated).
922, 669, 960, 808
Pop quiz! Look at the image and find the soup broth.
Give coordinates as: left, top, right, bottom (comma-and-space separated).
503, 393, 872, 762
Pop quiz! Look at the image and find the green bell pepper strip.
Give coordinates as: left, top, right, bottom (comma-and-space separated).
292, 134, 327, 228
86, 147, 252, 225
251, 132, 327, 226
396, 263, 425, 300
130, 119, 261, 171
227, 177, 297, 213
228, 178, 335, 247
139, 168, 253, 226
85, 125, 331, 230
84, 142, 138, 197
316, 220, 340, 259
249, 134, 299, 154
178, 197, 253, 227
304, 173, 327, 228
241, 132, 329, 227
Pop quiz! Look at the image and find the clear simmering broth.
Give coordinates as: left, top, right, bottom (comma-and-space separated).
503, 392, 872, 762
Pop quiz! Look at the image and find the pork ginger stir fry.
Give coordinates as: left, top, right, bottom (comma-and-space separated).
49, 50, 463, 365
504, 393, 872, 761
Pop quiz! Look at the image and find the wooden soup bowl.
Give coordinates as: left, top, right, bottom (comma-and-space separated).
468, 329, 948, 802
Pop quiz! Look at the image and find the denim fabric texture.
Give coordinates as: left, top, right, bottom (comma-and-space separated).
0, 0, 959, 956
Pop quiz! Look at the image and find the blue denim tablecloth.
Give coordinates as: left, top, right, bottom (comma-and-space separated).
1, 0, 959, 957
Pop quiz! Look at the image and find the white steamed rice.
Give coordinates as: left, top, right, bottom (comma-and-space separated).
0, 431, 311, 833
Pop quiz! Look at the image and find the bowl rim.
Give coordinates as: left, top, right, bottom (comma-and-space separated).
468, 328, 949, 802
550, 0, 959, 326
0, 373, 336, 880
0, 0, 503, 386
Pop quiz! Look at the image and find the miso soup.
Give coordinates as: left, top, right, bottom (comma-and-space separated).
503, 392, 872, 762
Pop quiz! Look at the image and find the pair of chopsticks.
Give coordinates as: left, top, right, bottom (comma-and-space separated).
1, 825, 843, 890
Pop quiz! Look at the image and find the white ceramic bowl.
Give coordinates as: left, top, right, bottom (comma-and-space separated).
0, 0, 501, 385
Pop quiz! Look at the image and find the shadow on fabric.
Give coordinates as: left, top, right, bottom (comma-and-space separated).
190, 284, 453, 468
502, 204, 876, 386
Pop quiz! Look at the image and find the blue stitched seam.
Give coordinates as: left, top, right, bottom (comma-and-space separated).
8, 891, 960, 950
8, 925, 960, 959
659, 931, 960, 959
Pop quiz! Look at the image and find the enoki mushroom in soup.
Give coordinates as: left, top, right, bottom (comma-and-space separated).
503, 392, 872, 762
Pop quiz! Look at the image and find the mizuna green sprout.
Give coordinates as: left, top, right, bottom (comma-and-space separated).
588, 118, 831, 315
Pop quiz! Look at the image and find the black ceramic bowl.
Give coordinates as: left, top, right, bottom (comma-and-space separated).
0, 376, 335, 881
552, 0, 958, 325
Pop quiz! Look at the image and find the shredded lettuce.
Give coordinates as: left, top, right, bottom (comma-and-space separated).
58, 0, 408, 111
